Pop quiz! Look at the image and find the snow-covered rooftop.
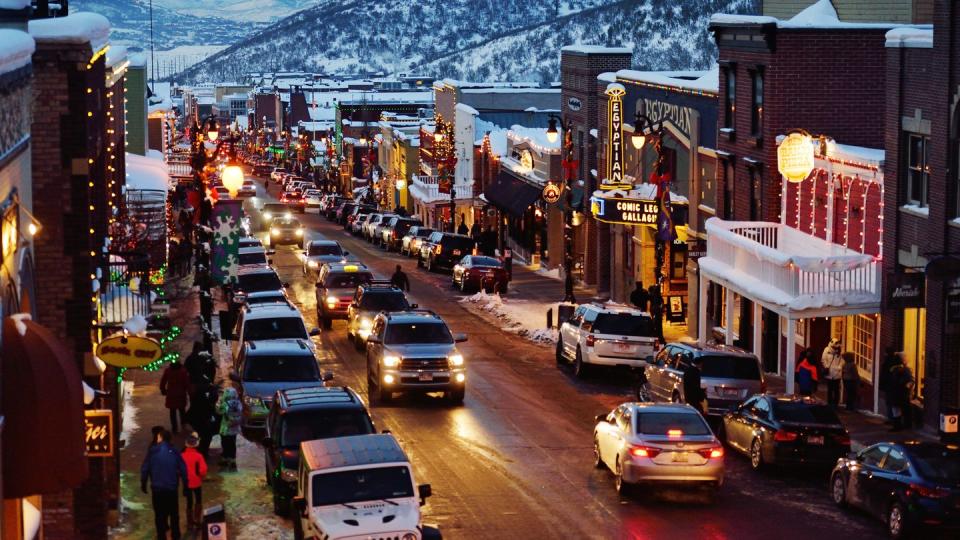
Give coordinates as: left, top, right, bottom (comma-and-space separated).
460, 88, 559, 95
126, 152, 169, 192
886, 27, 933, 48
711, 0, 923, 30
561, 45, 633, 54
617, 67, 719, 94
436, 78, 541, 90
29, 12, 110, 51
0, 29, 34, 76
507, 125, 560, 154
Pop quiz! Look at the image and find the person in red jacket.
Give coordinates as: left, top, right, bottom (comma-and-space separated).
160, 361, 191, 433
181, 432, 208, 529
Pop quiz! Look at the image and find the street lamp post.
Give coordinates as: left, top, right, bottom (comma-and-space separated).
546, 115, 577, 303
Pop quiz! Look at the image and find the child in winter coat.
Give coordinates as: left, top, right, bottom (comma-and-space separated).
216, 387, 242, 470
181, 432, 208, 528
795, 349, 819, 397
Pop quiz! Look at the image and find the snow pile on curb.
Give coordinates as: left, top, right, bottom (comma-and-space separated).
460, 291, 559, 344
119, 380, 139, 447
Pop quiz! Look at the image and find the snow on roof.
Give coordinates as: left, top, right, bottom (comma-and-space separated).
105, 45, 127, 70
126, 152, 169, 192
561, 45, 633, 54
460, 88, 559, 95
128, 53, 146, 68
148, 98, 174, 115
886, 27, 933, 48
456, 103, 479, 116
29, 12, 110, 51
507, 124, 560, 154
486, 130, 508, 156
712, 0, 916, 30
436, 78, 541, 90
597, 72, 617, 83
617, 66, 719, 93
0, 29, 34, 76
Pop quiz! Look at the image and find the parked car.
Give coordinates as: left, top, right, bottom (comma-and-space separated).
722, 394, 850, 471
238, 246, 272, 268
301, 240, 347, 275
380, 216, 422, 250
418, 232, 476, 272
212, 186, 231, 200
346, 282, 412, 349
556, 303, 659, 378
303, 189, 322, 209
335, 202, 357, 225
593, 402, 724, 497
314, 263, 374, 328
267, 217, 305, 248
370, 214, 398, 245
401, 226, 434, 257
238, 235, 263, 249
229, 339, 330, 431
241, 290, 291, 308
452, 255, 509, 294
238, 178, 257, 197
230, 302, 319, 359
291, 434, 434, 540
270, 167, 287, 182
263, 386, 374, 516
280, 190, 306, 213
321, 195, 343, 219
350, 213, 372, 235
831, 442, 960, 539
365, 310, 467, 404
362, 213, 386, 241
230, 266, 286, 308
644, 342, 765, 416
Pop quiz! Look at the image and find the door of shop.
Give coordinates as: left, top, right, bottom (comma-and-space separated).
762, 308, 779, 373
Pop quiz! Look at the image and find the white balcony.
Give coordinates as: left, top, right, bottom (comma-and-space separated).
409, 175, 473, 204
698, 218, 880, 318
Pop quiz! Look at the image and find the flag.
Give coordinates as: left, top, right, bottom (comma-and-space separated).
652, 172, 676, 243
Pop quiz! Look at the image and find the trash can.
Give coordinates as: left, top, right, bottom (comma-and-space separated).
202, 504, 227, 540
940, 408, 960, 445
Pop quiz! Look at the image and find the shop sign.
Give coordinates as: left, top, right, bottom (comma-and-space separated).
603, 84, 630, 190
777, 132, 815, 183
95, 335, 163, 368
542, 182, 562, 204
567, 97, 582, 111
590, 196, 659, 226
639, 98, 694, 139
885, 272, 925, 309
84, 409, 113, 457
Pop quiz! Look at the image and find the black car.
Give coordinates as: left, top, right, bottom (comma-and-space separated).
418, 231, 476, 272
721, 394, 850, 470
380, 217, 422, 251
230, 267, 285, 309
831, 442, 960, 538
263, 386, 375, 516
334, 202, 357, 225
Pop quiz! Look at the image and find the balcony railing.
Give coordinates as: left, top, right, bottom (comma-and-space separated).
410, 175, 472, 203
98, 251, 155, 327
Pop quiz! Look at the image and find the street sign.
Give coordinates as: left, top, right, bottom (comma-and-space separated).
95, 335, 162, 368
84, 409, 113, 457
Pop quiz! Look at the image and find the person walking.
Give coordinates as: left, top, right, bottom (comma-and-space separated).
216, 387, 242, 471
457, 213, 469, 236
470, 221, 481, 241
889, 357, 915, 431
682, 356, 707, 414
141, 429, 187, 540
629, 281, 649, 312
183, 342, 216, 385
390, 264, 410, 292
186, 377, 219, 457
160, 360, 191, 433
795, 350, 819, 397
841, 352, 859, 411
880, 347, 899, 423
821, 338, 843, 408
181, 432, 208, 529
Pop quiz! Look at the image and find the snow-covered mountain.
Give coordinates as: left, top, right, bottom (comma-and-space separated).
149, 0, 320, 24
175, 0, 758, 84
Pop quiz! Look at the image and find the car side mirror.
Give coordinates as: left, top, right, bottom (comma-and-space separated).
381, 429, 392, 434
266, 249, 276, 255
849, 451, 860, 461
309, 327, 321, 336
228, 370, 241, 382
321, 370, 334, 382
410, 303, 419, 309
656, 358, 665, 367
595, 414, 609, 423
366, 336, 381, 344
454, 333, 468, 343
418, 483, 432, 505
292, 495, 307, 517
644, 355, 654, 364
267, 259, 274, 265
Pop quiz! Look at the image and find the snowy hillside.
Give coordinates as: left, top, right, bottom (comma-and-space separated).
176, 0, 758, 84
152, 0, 321, 23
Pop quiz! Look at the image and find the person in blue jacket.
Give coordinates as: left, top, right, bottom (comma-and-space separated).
141, 429, 188, 540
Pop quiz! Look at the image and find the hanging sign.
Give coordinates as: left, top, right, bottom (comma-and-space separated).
542, 182, 562, 204
96, 335, 163, 368
777, 132, 815, 183
590, 195, 689, 227
885, 272, 925, 309
84, 409, 114, 457
567, 97, 582, 111
603, 84, 630, 190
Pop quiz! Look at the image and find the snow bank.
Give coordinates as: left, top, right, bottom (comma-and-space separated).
0, 29, 34, 76
460, 291, 568, 344
29, 12, 111, 51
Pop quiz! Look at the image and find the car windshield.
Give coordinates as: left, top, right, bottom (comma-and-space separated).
238, 251, 267, 265
308, 244, 342, 256
416, 229, 433, 237
384, 322, 452, 344
237, 272, 282, 293
593, 313, 654, 337
325, 273, 372, 289
772, 402, 842, 425
635, 412, 711, 436
470, 256, 501, 268
243, 355, 318, 382
909, 445, 960, 483
243, 317, 307, 341
262, 204, 288, 215
280, 410, 374, 447
360, 293, 409, 312
312, 466, 414, 507
701, 355, 762, 380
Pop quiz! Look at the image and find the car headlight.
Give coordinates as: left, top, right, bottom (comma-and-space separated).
360, 317, 373, 329
448, 353, 464, 367
308, 260, 319, 268
280, 468, 297, 482
284, 212, 292, 219
270, 228, 279, 235
295, 228, 304, 236
402, 534, 417, 540
242, 395, 261, 408
263, 212, 273, 220
382, 355, 401, 368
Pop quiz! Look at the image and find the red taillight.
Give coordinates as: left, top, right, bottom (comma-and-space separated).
697, 447, 724, 459
907, 483, 951, 499
833, 433, 851, 446
586, 334, 595, 347
760, 380, 767, 394
435, 245, 442, 254
774, 430, 799, 442
630, 446, 661, 458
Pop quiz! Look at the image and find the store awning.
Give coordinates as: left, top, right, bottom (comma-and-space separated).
483, 171, 541, 218
2, 314, 88, 498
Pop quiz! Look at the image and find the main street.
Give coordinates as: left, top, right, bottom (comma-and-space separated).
243, 177, 881, 539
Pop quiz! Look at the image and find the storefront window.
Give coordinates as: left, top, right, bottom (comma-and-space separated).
902, 307, 926, 401
850, 315, 876, 378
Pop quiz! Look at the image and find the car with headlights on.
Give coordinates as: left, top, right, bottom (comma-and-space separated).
593, 402, 724, 497
365, 310, 467, 404
270, 167, 288, 183
831, 442, 960, 539
452, 255, 509, 294
314, 263, 373, 328
401, 226, 434, 257
722, 394, 850, 471
268, 217, 305, 248
301, 240, 347, 275
263, 386, 374, 516
238, 178, 257, 198
229, 339, 331, 432
259, 203, 292, 229
347, 282, 412, 349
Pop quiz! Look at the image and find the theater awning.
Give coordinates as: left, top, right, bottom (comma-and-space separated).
483, 171, 541, 218
2, 314, 88, 498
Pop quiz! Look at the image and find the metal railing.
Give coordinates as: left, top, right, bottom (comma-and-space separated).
99, 251, 154, 327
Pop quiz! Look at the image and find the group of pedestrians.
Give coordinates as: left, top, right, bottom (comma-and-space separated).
795, 339, 860, 410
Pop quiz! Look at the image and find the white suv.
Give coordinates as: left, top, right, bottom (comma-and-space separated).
556, 303, 659, 378
231, 303, 320, 361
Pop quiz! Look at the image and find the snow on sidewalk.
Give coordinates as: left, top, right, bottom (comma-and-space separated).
459, 291, 571, 344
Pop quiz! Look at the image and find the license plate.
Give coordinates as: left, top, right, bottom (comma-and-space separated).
614, 343, 635, 353
807, 435, 824, 445
721, 387, 740, 397
418, 373, 433, 382
452, 249, 461, 256
487, 271, 496, 276
671, 452, 688, 463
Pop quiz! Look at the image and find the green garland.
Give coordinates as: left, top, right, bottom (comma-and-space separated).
115, 325, 183, 383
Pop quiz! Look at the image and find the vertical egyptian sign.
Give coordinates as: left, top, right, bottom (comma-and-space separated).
210, 199, 242, 285
604, 83, 628, 190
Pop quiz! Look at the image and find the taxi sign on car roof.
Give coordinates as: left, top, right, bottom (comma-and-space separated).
343, 265, 360, 272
